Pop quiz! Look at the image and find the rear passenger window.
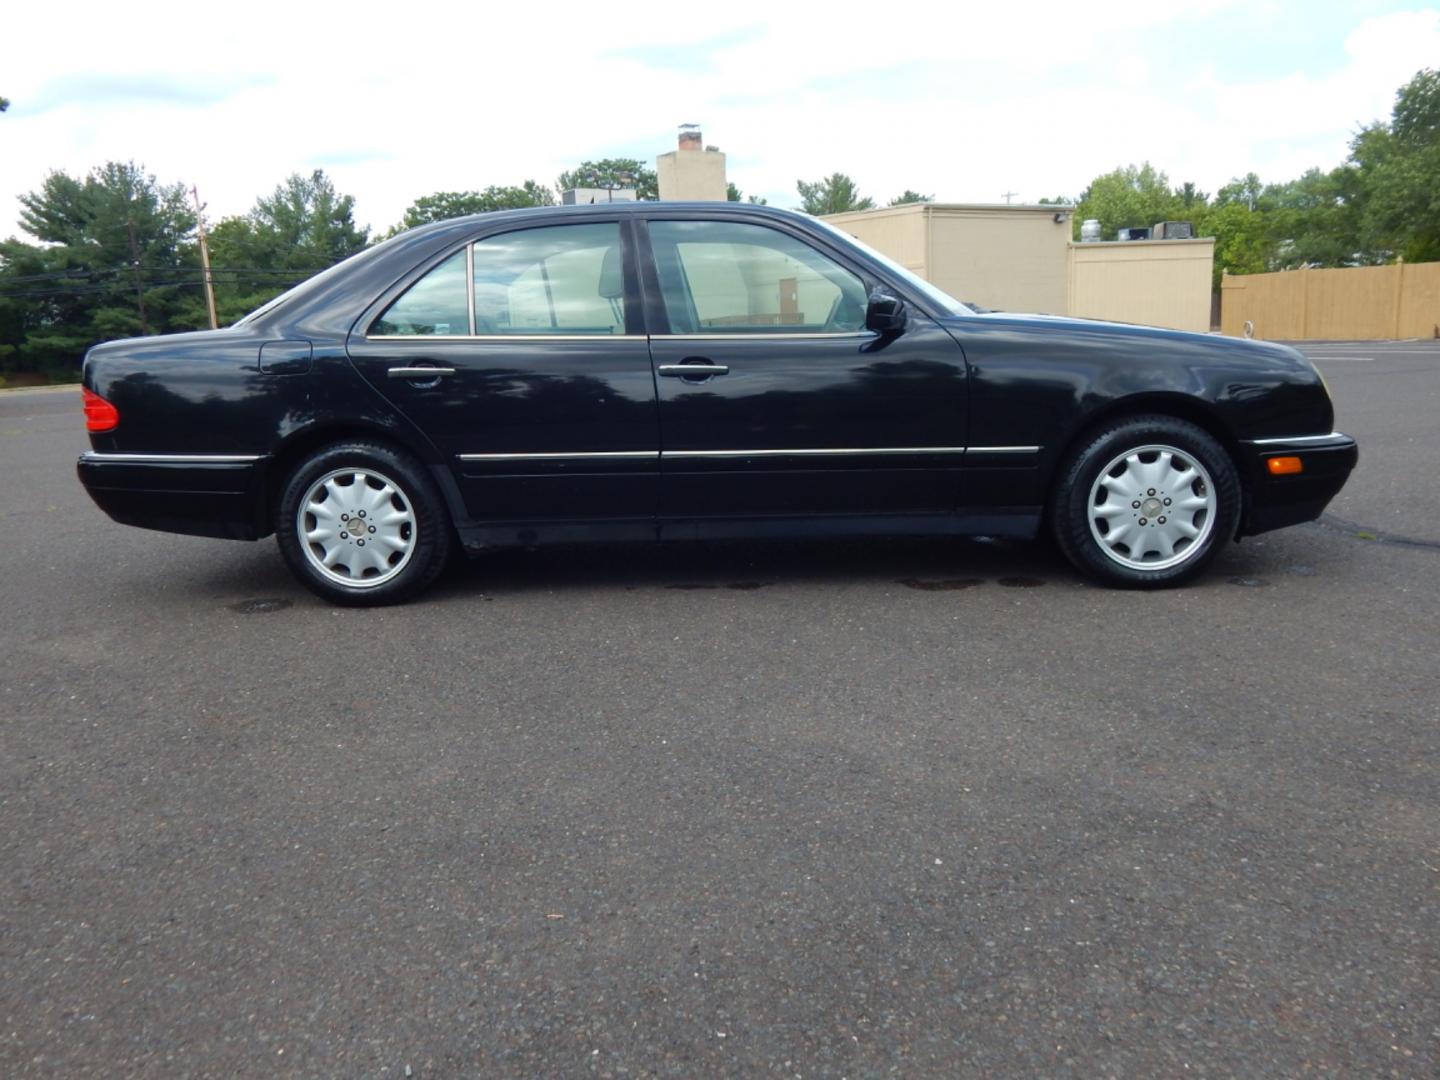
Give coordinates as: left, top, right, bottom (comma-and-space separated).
473, 223, 625, 335
371, 250, 468, 336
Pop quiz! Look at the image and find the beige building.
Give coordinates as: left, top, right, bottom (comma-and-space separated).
824, 202, 1215, 333
657, 129, 728, 201
827, 203, 1072, 314
1068, 236, 1215, 332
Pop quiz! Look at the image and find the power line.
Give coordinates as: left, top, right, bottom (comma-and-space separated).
0, 277, 312, 300
0, 265, 332, 284
0, 270, 325, 298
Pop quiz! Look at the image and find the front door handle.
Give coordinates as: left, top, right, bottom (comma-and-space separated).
387, 366, 456, 379
657, 363, 729, 378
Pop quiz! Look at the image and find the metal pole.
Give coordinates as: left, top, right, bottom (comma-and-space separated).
192, 186, 219, 330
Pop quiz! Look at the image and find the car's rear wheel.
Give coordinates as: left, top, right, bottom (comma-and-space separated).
1051, 415, 1240, 588
276, 441, 451, 606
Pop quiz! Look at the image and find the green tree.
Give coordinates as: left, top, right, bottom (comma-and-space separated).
796, 173, 874, 215
203, 170, 369, 323
1214, 172, 1266, 211
1356, 68, 1440, 263
395, 182, 554, 231
1073, 163, 1182, 239
889, 190, 932, 206
1175, 181, 1208, 209
556, 158, 657, 200
222, 169, 369, 269
1262, 167, 1369, 269
1194, 201, 1270, 286
724, 184, 769, 205
1393, 69, 1440, 138
0, 161, 198, 379
0, 96, 10, 112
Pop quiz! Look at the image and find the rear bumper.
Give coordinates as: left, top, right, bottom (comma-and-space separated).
77, 452, 268, 541
1238, 432, 1358, 536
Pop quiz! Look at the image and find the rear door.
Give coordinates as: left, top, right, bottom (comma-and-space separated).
346, 220, 659, 524
640, 215, 969, 519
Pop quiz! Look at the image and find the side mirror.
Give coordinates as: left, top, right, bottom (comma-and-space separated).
865, 289, 907, 334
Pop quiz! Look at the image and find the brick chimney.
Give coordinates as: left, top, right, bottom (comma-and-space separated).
678, 129, 703, 151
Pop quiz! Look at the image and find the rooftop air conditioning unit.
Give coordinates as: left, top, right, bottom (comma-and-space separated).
1116, 227, 1152, 242
1152, 221, 1194, 240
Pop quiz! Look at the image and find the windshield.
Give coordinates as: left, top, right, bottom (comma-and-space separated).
811, 217, 975, 317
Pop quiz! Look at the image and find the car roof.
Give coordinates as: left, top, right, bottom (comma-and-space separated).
411, 200, 809, 236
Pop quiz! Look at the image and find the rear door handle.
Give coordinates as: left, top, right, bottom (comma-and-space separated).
387, 366, 456, 378
657, 364, 729, 377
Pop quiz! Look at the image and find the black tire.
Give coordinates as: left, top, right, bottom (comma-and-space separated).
275, 441, 452, 606
1050, 415, 1240, 589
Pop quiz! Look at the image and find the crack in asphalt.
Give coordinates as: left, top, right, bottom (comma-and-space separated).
1314, 513, 1440, 552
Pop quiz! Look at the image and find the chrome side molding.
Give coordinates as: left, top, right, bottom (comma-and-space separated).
79, 451, 264, 464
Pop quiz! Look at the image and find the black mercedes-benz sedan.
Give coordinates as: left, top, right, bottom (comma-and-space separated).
77, 202, 1357, 605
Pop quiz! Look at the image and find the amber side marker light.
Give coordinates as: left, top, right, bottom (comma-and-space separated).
1266, 455, 1303, 476
83, 387, 120, 433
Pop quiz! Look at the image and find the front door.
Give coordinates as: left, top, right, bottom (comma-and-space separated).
347, 220, 658, 524
641, 216, 969, 519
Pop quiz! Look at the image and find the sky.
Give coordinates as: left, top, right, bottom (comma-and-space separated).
2, 1, 1438, 238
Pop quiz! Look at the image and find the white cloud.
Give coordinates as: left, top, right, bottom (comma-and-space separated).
0, 1, 1435, 236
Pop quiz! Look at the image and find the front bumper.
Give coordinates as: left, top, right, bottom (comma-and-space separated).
1238, 432, 1358, 536
77, 452, 269, 540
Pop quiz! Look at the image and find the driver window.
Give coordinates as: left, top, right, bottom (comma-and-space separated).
649, 220, 867, 334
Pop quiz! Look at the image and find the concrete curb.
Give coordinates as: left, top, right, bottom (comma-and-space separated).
0, 383, 81, 395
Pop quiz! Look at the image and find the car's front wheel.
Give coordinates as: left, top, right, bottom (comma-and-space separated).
275, 441, 452, 606
1051, 415, 1240, 588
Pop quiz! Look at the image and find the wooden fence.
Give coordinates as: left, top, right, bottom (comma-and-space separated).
1220, 261, 1440, 340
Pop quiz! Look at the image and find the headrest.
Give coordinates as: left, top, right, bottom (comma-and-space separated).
597, 245, 624, 300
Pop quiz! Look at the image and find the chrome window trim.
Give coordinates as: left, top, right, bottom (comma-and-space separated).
465, 242, 477, 336
458, 451, 660, 462
1246, 431, 1345, 446
80, 451, 264, 464
365, 334, 646, 343
655, 331, 877, 341
367, 332, 872, 342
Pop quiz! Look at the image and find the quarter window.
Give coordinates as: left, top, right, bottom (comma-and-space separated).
371, 250, 468, 336
649, 220, 868, 334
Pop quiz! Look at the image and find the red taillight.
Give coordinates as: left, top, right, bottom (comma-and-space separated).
83, 387, 120, 433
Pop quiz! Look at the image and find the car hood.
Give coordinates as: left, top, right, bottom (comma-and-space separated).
938, 310, 1311, 370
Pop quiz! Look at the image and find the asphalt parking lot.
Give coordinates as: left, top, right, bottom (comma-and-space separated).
2, 340, 1437, 1076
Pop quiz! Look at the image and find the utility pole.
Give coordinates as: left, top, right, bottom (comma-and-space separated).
192, 185, 219, 330
126, 216, 150, 336
1001, 190, 1018, 205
